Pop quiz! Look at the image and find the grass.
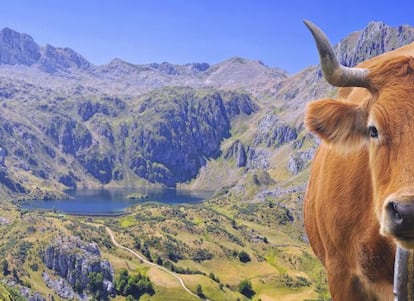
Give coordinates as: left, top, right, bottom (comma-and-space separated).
119, 215, 136, 227
181, 274, 244, 301
144, 268, 200, 301
0, 190, 328, 301
0, 283, 12, 301
254, 286, 318, 301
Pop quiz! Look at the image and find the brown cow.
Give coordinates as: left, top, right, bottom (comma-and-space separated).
304, 21, 414, 300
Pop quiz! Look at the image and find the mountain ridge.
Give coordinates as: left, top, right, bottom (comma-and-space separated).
0, 21, 414, 198
0, 27, 288, 95
1, 20, 414, 301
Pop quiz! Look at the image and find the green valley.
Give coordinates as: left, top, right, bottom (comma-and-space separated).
0, 19, 413, 300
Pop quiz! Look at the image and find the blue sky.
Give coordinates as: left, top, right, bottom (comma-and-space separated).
1, 1, 413, 73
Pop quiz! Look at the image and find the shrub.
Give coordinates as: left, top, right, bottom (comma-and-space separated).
192, 248, 213, 262
238, 279, 255, 298
2, 259, 9, 276
196, 284, 205, 299
115, 269, 154, 299
29, 263, 39, 271
209, 272, 220, 283
238, 250, 251, 263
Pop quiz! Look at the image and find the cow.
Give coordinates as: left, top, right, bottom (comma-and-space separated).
303, 20, 414, 301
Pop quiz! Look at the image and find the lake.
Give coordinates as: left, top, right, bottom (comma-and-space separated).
21, 187, 214, 215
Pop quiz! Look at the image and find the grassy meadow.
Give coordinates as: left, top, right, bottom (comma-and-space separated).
0, 191, 329, 301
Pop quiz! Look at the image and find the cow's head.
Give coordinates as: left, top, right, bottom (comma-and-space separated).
304, 20, 414, 249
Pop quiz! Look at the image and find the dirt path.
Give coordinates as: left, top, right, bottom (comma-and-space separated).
106, 227, 200, 299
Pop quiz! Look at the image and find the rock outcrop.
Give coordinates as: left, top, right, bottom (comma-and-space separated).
335, 21, 414, 68
288, 149, 315, 175
0, 28, 41, 65
0, 147, 6, 166
42, 237, 114, 298
254, 113, 297, 147
127, 88, 256, 186
224, 140, 247, 167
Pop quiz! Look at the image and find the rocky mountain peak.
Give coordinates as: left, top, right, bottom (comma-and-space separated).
0, 27, 92, 73
365, 20, 386, 31
204, 57, 288, 88
39, 43, 92, 72
335, 21, 414, 67
0, 27, 41, 65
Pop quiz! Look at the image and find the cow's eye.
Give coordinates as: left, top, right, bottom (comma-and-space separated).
368, 126, 379, 138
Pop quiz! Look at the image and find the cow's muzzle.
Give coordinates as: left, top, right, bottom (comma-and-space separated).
385, 200, 414, 248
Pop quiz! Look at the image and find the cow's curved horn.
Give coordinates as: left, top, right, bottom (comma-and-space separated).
304, 20, 369, 88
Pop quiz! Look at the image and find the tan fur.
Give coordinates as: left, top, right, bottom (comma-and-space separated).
305, 46, 414, 300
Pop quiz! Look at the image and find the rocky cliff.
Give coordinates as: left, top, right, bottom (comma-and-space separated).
0, 84, 256, 195
0, 21, 413, 198
126, 88, 256, 186
335, 21, 414, 67
42, 236, 114, 299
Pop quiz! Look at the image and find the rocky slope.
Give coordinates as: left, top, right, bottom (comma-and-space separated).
0, 27, 288, 96
0, 21, 413, 199
0, 84, 256, 195
335, 21, 414, 67
0, 20, 413, 301
42, 237, 114, 299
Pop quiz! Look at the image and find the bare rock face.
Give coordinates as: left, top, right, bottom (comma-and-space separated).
224, 140, 247, 167
39, 44, 92, 73
0, 146, 6, 166
288, 149, 315, 175
126, 88, 256, 186
0, 28, 41, 65
0, 27, 91, 72
254, 113, 297, 148
335, 21, 414, 68
3, 279, 47, 301
42, 236, 114, 298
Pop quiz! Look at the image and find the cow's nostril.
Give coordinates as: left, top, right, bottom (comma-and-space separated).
387, 201, 403, 224
385, 200, 414, 240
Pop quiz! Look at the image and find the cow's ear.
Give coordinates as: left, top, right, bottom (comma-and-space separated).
305, 98, 369, 152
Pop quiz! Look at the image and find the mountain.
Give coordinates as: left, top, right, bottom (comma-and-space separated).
0, 27, 92, 72
0, 21, 413, 200
1, 21, 414, 301
0, 27, 288, 96
0, 27, 41, 65
335, 21, 414, 67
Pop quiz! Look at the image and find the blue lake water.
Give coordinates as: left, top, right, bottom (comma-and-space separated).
21, 187, 213, 215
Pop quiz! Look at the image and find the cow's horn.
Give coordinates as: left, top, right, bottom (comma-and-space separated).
304, 20, 369, 88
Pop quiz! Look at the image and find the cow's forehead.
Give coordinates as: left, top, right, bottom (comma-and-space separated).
374, 87, 414, 114
338, 86, 371, 103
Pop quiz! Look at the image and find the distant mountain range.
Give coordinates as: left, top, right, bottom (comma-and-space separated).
0, 21, 413, 199
0, 26, 287, 95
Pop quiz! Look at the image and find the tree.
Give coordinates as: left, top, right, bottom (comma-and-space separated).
239, 279, 255, 298
209, 272, 219, 283
115, 269, 154, 299
2, 259, 9, 276
75, 279, 83, 294
196, 284, 205, 298
238, 250, 251, 263
134, 237, 141, 250
142, 247, 152, 262
87, 272, 108, 301
12, 267, 20, 283
124, 274, 154, 299
115, 269, 129, 293
87, 272, 104, 293
156, 256, 163, 265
